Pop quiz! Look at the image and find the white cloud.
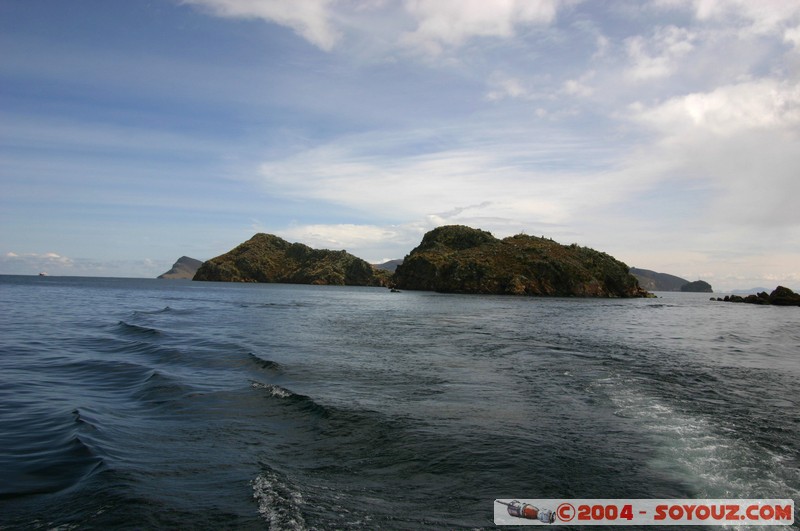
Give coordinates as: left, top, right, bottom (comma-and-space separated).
635, 79, 800, 134
1, 251, 75, 274
486, 73, 531, 101
3, 251, 73, 264
252, 123, 675, 265
280, 223, 402, 251
400, 0, 568, 54
563, 70, 595, 97
625, 25, 697, 81
653, 0, 800, 44
180, 0, 341, 50
180, 0, 570, 55
785, 25, 800, 48
628, 79, 800, 230
593, 34, 610, 59
274, 222, 422, 262
258, 138, 579, 228
0, 252, 176, 277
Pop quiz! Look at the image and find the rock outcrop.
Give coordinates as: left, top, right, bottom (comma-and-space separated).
192, 233, 390, 286
158, 256, 203, 279
712, 286, 800, 306
392, 225, 650, 297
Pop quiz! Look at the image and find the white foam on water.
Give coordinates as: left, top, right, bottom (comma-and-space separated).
252, 471, 307, 531
593, 375, 799, 529
251, 382, 293, 399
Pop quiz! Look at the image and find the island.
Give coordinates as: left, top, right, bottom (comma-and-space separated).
392, 225, 650, 297
192, 233, 390, 286
713, 286, 800, 306
158, 256, 203, 279
680, 280, 713, 293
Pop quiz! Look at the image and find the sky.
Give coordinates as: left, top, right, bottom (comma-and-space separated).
1, 0, 799, 291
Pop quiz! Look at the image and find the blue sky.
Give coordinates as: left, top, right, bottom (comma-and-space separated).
2, 0, 799, 290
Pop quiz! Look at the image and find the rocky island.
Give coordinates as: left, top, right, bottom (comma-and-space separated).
158, 256, 203, 279
193, 233, 390, 286
713, 286, 800, 306
392, 225, 650, 297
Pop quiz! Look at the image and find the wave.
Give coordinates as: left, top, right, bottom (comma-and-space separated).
53, 358, 156, 393
252, 467, 307, 531
248, 354, 284, 373
116, 320, 162, 338
252, 382, 292, 398
133, 370, 196, 405
594, 374, 800, 504
238, 301, 311, 310
0, 408, 105, 500
132, 306, 173, 316
250, 382, 336, 419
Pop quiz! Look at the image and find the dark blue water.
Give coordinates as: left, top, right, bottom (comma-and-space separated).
1, 275, 798, 529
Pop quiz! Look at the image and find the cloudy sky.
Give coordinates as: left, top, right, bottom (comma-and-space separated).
2, 0, 799, 290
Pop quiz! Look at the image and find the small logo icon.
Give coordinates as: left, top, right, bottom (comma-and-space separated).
557, 502, 576, 522
496, 500, 556, 524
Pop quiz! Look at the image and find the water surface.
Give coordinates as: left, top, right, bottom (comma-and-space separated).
1, 276, 797, 529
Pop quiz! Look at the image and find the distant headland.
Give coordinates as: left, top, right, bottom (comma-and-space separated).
187, 225, 652, 298
158, 256, 203, 279
629, 267, 713, 292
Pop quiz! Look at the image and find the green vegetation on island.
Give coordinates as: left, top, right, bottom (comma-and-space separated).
191, 226, 652, 297
392, 225, 650, 297
680, 280, 713, 293
193, 233, 390, 286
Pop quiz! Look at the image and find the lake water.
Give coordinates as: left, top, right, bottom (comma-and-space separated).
1, 275, 798, 529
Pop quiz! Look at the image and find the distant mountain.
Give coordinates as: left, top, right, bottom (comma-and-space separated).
193, 233, 390, 286
629, 267, 688, 291
630, 268, 713, 292
392, 225, 650, 297
158, 256, 203, 279
373, 259, 403, 272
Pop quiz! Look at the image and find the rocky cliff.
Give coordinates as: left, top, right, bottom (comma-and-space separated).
158, 256, 203, 279
192, 233, 390, 286
392, 225, 649, 297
